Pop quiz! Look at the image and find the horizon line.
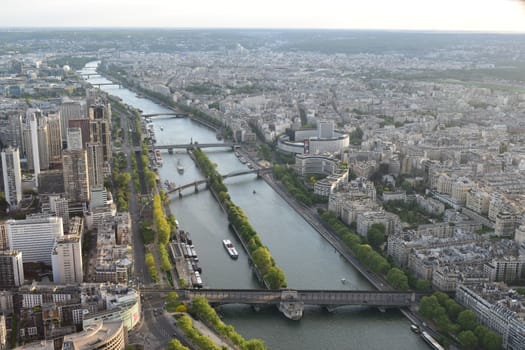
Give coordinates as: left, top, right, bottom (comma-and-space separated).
1, 26, 525, 35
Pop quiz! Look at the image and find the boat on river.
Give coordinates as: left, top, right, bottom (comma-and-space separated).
177, 159, 184, 174
222, 239, 239, 259
420, 331, 444, 350
410, 324, 421, 334
155, 149, 163, 166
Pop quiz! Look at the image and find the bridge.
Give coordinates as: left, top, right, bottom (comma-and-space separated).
143, 112, 188, 118
140, 288, 426, 320
154, 142, 235, 151
91, 82, 119, 87
166, 168, 272, 196
80, 73, 99, 78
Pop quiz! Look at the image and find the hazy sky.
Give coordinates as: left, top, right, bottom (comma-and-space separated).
3, 0, 525, 32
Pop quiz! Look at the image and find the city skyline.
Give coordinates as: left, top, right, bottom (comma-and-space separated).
2, 0, 525, 33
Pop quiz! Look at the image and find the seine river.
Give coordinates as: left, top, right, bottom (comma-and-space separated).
81, 62, 427, 350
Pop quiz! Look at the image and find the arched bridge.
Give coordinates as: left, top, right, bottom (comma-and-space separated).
140, 288, 427, 320
166, 168, 272, 195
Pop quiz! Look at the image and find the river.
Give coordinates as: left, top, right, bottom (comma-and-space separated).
81, 61, 428, 350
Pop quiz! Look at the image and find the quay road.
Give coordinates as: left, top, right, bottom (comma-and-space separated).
111, 100, 150, 286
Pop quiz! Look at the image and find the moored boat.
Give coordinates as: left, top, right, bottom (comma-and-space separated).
410, 324, 421, 334
222, 239, 239, 259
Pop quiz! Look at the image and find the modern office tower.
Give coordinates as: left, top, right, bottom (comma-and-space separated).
25, 113, 40, 185
0, 250, 24, 288
46, 113, 62, 164
59, 99, 85, 141
68, 119, 91, 149
86, 142, 104, 189
37, 119, 50, 170
67, 128, 83, 151
62, 149, 90, 203
1, 147, 22, 209
51, 234, 83, 284
6, 216, 64, 265
8, 115, 24, 151
89, 119, 111, 162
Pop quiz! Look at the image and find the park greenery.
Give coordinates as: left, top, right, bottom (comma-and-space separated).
419, 292, 502, 350
349, 126, 364, 145
145, 251, 159, 282
167, 339, 190, 350
152, 193, 175, 272
190, 296, 267, 350
318, 209, 434, 292
140, 221, 155, 244
166, 292, 187, 313
176, 315, 222, 350
382, 199, 434, 227
193, 148, 287, 289
111, 151, 130, 211
273, 164, 327, 206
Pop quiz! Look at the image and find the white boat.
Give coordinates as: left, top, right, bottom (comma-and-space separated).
193, 271, 203, 288
222, 239, 239, 259
177, 159, 184, 174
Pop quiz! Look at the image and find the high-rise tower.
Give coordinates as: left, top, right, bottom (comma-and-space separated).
1, 146, 22, 209
62, 149, 90, 203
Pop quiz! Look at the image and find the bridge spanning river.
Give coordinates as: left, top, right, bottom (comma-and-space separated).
141, 288, 427, 320
154, 142, 235, 151
166, 168, 272, 195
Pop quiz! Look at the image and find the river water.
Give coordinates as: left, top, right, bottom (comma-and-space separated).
81, 62, 427, 350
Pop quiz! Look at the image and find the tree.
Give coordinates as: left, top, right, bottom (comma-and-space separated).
167, 291, 179, 303
457, 310, 478, 331
482, 330, 502, 350
419, 296, 440, 319
415, 279, 430, 291
264, 266, 287, 289
367, 224, 386, 250
168, 339, 189, 350
444, 298, 463, 322
245, 339, 267, 350
386, 268, 409, 291
458, 330, 478, 350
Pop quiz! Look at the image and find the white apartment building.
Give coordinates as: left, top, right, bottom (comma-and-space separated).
51, 234, 83, 284
7, 216, 63, 264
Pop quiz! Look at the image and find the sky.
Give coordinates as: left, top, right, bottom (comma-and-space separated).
2, 0, 525, 32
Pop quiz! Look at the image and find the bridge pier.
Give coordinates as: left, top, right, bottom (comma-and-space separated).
324, 306, 337, 313
278, 290, 304, 320
194, 182, 199, 193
